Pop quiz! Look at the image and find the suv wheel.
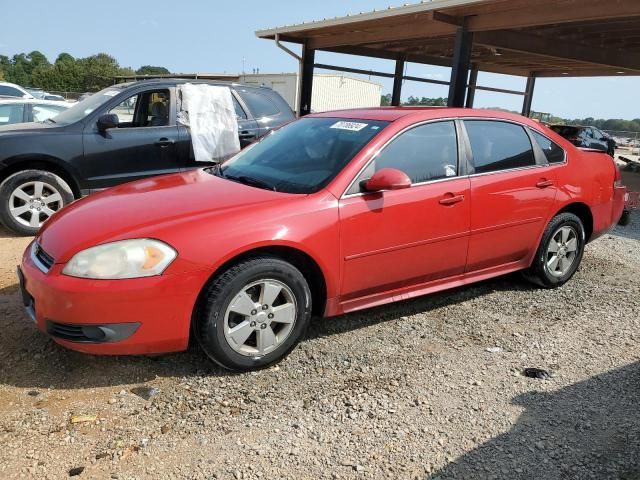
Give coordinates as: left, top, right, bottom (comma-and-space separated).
194, 256, 312, 371
0, 170, 74, 236
522, 212, 586, 288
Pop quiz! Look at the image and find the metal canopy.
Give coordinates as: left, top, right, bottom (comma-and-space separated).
257, 0, 640, 77
257, 0, 640, 115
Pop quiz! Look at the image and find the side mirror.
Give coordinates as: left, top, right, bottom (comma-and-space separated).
362, 168, 411, 192
97, 113, 119, 132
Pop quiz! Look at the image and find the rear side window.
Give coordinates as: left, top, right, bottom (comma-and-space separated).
371, 121, 458, 184
241, 90, 280, 118
232, 96, 247, 119
0, 85, 25, 97
0, 104, 25, 124
465, 120, 535, 173
532, 131, 565, 164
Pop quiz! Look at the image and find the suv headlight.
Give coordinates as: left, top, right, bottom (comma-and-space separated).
62, 239, 177, 279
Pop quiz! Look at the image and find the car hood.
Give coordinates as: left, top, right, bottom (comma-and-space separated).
38, 169, 296, 263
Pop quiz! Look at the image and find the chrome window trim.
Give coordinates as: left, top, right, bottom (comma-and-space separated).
30, 242, 51, 274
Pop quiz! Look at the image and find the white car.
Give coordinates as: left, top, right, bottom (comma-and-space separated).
0, 81, 34, 99
0, 98, 70, 126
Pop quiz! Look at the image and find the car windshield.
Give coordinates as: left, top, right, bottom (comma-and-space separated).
217, 117, 389, 194
52, 87, 124, 124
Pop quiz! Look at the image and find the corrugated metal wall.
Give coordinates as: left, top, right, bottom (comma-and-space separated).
239, 73, 382, 113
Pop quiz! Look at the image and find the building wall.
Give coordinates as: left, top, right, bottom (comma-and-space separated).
239, 73, 382, 113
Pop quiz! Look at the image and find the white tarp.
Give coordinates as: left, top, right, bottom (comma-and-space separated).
177, 83, 240, 162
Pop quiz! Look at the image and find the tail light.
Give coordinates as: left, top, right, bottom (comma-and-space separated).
612, 158, 623, 187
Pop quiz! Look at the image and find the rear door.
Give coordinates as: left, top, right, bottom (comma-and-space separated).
463, 120, 558, 273
82, 86, 182, 190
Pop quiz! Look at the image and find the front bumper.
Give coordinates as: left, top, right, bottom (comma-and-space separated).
19, 245, 211, 355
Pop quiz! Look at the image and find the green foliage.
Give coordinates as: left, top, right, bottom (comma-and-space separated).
404, 96, 447, 106
0, 51, 170, 93
380, 93, 392, 106
136, 65, 170, 76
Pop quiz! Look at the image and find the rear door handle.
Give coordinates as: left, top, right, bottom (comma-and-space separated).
156, 138, 175, 147
439, 194, 465, 206
239, 131, 256, 139
536, 179, 554, 188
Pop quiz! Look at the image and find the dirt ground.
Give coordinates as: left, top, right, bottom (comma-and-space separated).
0, 207, 639, 479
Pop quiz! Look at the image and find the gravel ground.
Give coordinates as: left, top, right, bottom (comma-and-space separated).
0, 209, 639, 480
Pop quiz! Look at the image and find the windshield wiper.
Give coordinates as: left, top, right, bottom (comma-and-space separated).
224, 174, 276, 192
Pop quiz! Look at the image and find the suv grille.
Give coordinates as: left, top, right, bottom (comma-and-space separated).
32, 243, 54, 272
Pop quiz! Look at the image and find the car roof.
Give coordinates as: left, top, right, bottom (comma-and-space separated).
117, 79, 276, 91
0, 98, 71, 107
308, 107, 542, 125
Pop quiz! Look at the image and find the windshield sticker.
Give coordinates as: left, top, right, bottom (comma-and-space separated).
330, 121, 368, 132
102, 90, 119, 97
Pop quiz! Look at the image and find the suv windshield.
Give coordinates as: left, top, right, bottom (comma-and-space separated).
52, 87, 125, 124
218, 117, 389, 194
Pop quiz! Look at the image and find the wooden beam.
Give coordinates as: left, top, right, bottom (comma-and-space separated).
321, 45, 452, 69
308, 15, 457, 50
475, 30, 640, 72
467, 0, 640, 32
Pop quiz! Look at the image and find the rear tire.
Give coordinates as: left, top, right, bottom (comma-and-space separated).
194, 256, 312, 371
0, 170, 74, 236
522, 212, 586, 288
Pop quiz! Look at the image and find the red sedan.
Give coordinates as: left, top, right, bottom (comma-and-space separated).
18, 108, 626, 371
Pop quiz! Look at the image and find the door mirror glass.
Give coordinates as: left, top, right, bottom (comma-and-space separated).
363, 168, 411, 192
97, 113, 119, 132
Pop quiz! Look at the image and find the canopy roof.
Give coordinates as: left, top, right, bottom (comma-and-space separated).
256, 0, 640, 77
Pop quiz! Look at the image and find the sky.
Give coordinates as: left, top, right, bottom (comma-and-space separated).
2, 0, 638, 120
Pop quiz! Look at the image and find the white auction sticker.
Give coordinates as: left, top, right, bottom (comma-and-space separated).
330, 121, 368, 132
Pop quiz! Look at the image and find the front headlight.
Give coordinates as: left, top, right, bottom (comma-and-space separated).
62, 239, 177, 279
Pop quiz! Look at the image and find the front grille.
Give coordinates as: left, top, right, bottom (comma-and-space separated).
32, 243, 54, 272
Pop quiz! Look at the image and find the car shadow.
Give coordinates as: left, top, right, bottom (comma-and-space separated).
429, 361, 640, 480
0, 271, 533, 390
610, 208, 640, 241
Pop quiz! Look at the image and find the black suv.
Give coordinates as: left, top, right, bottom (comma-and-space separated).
549, 125, 616, 157
0, 79, 294, 235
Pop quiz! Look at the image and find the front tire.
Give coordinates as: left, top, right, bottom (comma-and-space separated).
194, 256, 312, 371
522, 212, 586, 288
0, 170, 74, 236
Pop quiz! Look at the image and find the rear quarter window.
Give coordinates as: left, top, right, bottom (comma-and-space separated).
532, 131, 565, 164
241, 90, 280, 118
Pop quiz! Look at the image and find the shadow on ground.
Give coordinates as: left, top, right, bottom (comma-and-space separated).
431, 361, 640, 480
0, 269, 532, 390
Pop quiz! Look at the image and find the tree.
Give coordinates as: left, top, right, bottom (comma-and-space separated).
380, 93, 392, 106
136, 65, 170, 76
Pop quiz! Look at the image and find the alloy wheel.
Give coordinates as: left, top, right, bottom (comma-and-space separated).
546, 225, 579, 277
9, 181, 63, 229
223, 279, 297, 357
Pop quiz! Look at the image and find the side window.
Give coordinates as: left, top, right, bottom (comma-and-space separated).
532, 131, 565, 164
351, 121, 458, 193
591, 129, 604, 141
232, 95, 247, 120
0, 85, 25, 97
241, 90, 280, 118
109, 89, 170, 128
465, 120, 535, 174
0, 104, 25, 125
32, 104, 66, 122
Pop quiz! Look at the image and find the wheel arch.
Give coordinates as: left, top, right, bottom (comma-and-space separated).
0, 155, 82, 198
554, 202, 594, 241
195, 245, 329, 319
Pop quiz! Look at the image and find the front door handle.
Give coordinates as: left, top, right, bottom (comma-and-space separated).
156, 138, 175, 148
439, 194, 465, 206
536, 179, 554, 188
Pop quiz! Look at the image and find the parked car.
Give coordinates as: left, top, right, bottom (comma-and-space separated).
0, 81, 34, 99
0, 98, 70, 126
550, 125, 616, 156
43, 94, 66, 102
0, 79, 294, 235
18, 108, 626, 371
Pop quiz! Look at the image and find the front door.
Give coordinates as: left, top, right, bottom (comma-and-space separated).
339, 121, 471, 304
82, 87, 182, 190
463, 120, 558, 272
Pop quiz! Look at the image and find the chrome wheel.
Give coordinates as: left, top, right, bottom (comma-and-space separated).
9, 181, 63, 229
546, 226, 579, 277
223, 279, 297, 357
